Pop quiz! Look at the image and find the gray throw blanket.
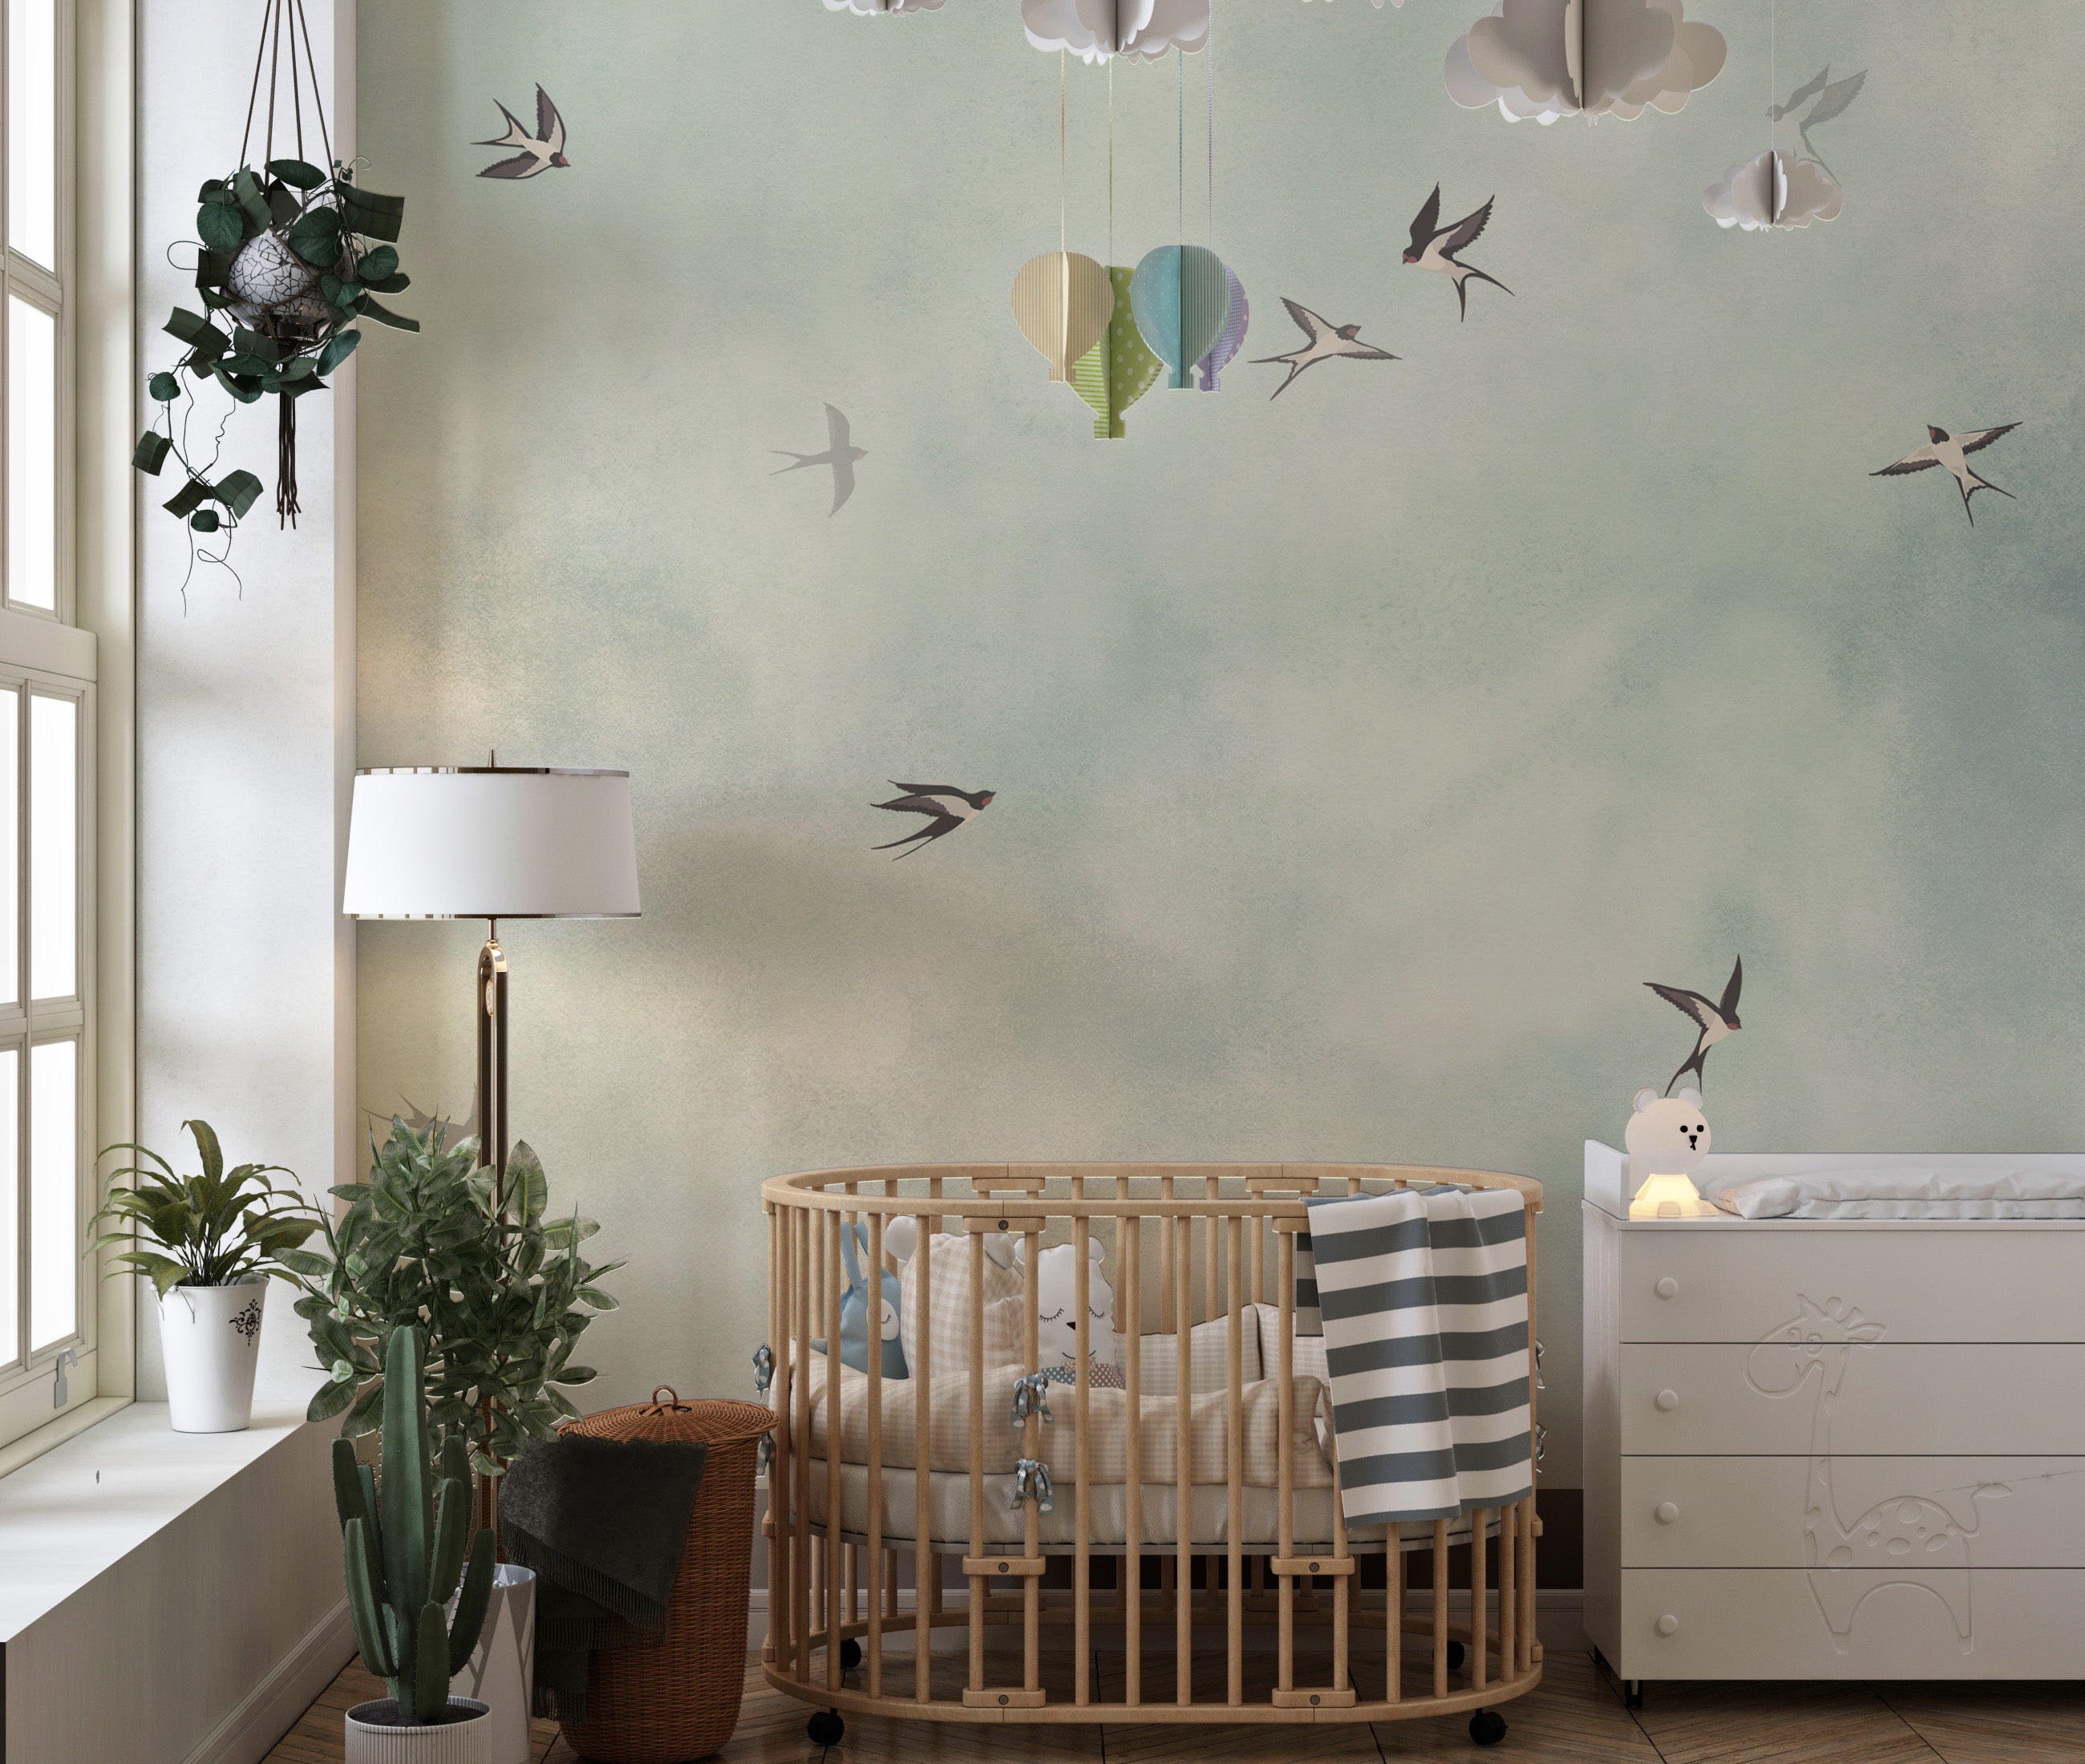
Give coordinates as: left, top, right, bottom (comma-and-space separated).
499, 1433, 708, 1722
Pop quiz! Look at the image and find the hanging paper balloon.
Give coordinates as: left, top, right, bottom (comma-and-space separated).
1071, 266, 1164, 439
1193, 262, 1249, 392
1131, 245, 1228, 391
1011, 252, 1115, 384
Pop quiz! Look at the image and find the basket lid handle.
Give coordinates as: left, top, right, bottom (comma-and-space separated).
645, 1386, 687, 1412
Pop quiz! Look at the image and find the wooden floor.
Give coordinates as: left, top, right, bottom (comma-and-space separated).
266, 1649, 2083, 1762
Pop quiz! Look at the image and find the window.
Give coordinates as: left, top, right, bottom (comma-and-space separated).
0, 0, 90, 1455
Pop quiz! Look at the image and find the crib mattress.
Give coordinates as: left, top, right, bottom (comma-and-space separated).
793, 1460, 1504, 1554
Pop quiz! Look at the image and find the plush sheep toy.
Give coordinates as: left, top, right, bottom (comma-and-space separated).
1015, 1236, 1121, 1386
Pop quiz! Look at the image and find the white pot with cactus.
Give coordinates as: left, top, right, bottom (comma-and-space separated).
88, 1120, 323, 1433
337, 1326, 496, 1761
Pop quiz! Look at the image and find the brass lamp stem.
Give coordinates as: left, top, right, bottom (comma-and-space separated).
476, 920, 509, 1208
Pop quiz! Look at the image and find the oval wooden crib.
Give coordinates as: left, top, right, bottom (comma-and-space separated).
759, 1163, 1544, 1748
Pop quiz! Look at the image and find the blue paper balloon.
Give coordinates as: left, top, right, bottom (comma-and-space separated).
1132, 244, 1229, 390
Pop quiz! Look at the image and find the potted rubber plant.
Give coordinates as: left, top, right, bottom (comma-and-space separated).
87, 1121, 324, 1432
336, 1325, 497, 1759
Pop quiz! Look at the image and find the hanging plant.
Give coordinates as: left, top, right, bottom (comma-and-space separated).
133, 0, 417, 570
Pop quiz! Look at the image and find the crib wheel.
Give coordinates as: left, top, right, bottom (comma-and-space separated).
1469, 1709, 1507, 1746
840, 1638, 863, 1672
808, 1708, 845, 1747
1448, 1640, 1467, 1671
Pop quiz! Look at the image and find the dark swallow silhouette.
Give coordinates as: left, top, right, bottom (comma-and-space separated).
1253, 299, 1397, 400
1403, 186, 1512, 321
1767, 67, 1864, 176
1872, 424, 2019, 524
1645, 956, 1743, 1095
872, 783, 994, 858
475, 86, 570, 180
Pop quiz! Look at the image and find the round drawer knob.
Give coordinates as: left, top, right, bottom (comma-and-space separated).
1654, 1276, 1679, 1299
1654, 1501, 1679, 1526
1654, 1389, 1680, 1412
1655, 1613, 1680, 1637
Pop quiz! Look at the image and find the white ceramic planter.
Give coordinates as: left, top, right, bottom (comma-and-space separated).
157, 1279, 267, 1432
449, 1564, 536, 1764
343, 1697, 492, 1764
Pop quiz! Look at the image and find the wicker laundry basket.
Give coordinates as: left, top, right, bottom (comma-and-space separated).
556, 1391, 775, 1764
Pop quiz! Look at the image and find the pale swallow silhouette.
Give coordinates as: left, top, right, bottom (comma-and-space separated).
1253, 299, 1397, 400
1872, 424, 2019, 524
772, 404, 867, 515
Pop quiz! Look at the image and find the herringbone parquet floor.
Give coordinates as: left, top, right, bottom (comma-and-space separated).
265, 1646, 2083, 1763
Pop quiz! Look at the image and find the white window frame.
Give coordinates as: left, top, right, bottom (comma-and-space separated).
0, 0, 131, 1466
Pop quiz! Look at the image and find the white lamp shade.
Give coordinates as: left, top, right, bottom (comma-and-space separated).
342, 768, 641, 919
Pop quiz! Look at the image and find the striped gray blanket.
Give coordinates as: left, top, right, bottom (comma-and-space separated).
1298, 1187, 1532, 1525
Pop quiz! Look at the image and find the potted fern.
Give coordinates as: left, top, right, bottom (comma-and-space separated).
87, 1121, 323, 1432
336, 1325, 497, 1759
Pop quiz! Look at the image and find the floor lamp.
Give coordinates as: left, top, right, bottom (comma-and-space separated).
341, 762, 641, 1205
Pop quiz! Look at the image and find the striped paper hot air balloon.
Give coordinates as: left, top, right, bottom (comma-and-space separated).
1071, 266, 1164, 439
1131, 244, 1228, 390
1010, 251, 1115, 383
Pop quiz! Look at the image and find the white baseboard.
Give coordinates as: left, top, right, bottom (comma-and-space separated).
744, 1588, 1587, 1659
182, 1595, 358, 1764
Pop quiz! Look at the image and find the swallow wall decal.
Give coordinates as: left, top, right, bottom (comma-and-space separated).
1872, 424, 2019, 524
773, 404, 868, 515
872, 783, 994, 858
1767, 67, 1864, 177
1403, 186, 1512, 321
1645, 956, 1743, 1096
1252, 298, 1397, 399
475, 86, 570, 180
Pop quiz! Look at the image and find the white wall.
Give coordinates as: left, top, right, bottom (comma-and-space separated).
136, 0, 356, 1408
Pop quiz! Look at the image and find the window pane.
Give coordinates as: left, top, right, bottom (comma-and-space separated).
8, 0, 59, 269
7, 299, 58, 611
0, 1048, 15, 1365
0, 690, 15, 1007
29, 693, 74, 998
29, 1037, 75, 1350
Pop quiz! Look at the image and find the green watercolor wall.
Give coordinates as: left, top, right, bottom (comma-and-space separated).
354, 0, 2085, 1491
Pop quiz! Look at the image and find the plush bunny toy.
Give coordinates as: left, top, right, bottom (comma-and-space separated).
812, 1221, 909, 1378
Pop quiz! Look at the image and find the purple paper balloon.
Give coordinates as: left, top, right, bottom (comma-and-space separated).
1194, 263, 1249, 392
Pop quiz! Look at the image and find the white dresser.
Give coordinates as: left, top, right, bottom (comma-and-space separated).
1582, 1145, 2085, 1686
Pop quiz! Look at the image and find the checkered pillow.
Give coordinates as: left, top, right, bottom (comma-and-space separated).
898, 1233, 1024, 1378
1114, 1317, 1262, 1394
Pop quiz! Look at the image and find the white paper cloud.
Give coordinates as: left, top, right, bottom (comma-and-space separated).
825, 0, 945, 14
1702, 149, 1843, 231
1023, 0, 1212, 64
1446, 0, 1724, 123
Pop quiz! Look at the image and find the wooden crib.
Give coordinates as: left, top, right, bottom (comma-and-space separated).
760, 1163, 1544, 1748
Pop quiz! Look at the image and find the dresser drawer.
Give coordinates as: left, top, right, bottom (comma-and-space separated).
1619, 1344, 2085, 1454
1617, 1568, 2085, 1678
1620, 1457, 2085, 1568
1618, 1228, 2085, 1344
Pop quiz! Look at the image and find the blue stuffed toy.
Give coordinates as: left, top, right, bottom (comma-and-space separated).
812, 1221, 909, 1378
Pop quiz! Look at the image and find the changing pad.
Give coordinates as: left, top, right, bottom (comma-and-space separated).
1706, 1167, 2085, 1220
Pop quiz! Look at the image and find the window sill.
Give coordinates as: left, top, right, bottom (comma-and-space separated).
0, 1390, 128, 1483
0, 1399, 319, 1645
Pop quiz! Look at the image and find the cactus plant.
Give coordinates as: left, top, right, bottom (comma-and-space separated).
334, 1326, 496, 1725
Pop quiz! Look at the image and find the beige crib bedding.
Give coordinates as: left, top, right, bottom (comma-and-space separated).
794, 1463, 1501, 1553
783, 1349, 1334, 1490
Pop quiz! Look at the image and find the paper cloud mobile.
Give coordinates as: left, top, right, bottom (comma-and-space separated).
1024, 0, 1212, 64
826, 0, 945, 13
1445, 0, 1725, 124
1702, 149, 1841, 232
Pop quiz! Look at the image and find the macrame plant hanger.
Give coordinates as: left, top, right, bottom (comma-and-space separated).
238, 0, 334, 526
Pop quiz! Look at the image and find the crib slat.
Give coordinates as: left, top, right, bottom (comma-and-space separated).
771, 1203, 792, 1673
1277, 1228, 1295, 1699
1497, 1497, 1515, 1681
1472, 1505, 1489, 1690
1022, 1224, 1042, 1698
795, 1206, 814, 1685
866, 1209, 885, 1698
827, 1212, 844, 1693
1074, 1177, 1091, 1706
967, 1228, 986, 1697
1332, 1173, 1353, 1696
1175, 1212, 1192, 1705
1121, 1199, 1144, 1708
1385, 1522, 1402, 1704
1225, 1211, 1244, 1706
1431, 1516, 1450, 1700
1159, 1173, 1176, 1333
914, 1213, 933, 1703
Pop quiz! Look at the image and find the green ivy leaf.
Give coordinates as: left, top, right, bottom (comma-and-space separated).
266, 156, 326, 190
133, 431, 172, 474
188, 508, 221, 534
162, 477, 212, 519
197, 202, 243, 255
148, 372, 180, 403
358, 295, 419, 334
215, 470, 264, 520
357, 245, 399, 283
317, 330, 361, 374
294, 231, 343, 269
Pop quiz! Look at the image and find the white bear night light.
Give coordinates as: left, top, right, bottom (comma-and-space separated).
1625, 1086, 1716, 1220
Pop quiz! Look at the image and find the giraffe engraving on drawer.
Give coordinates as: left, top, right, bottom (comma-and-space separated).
1747, 1295, 2013, 1653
